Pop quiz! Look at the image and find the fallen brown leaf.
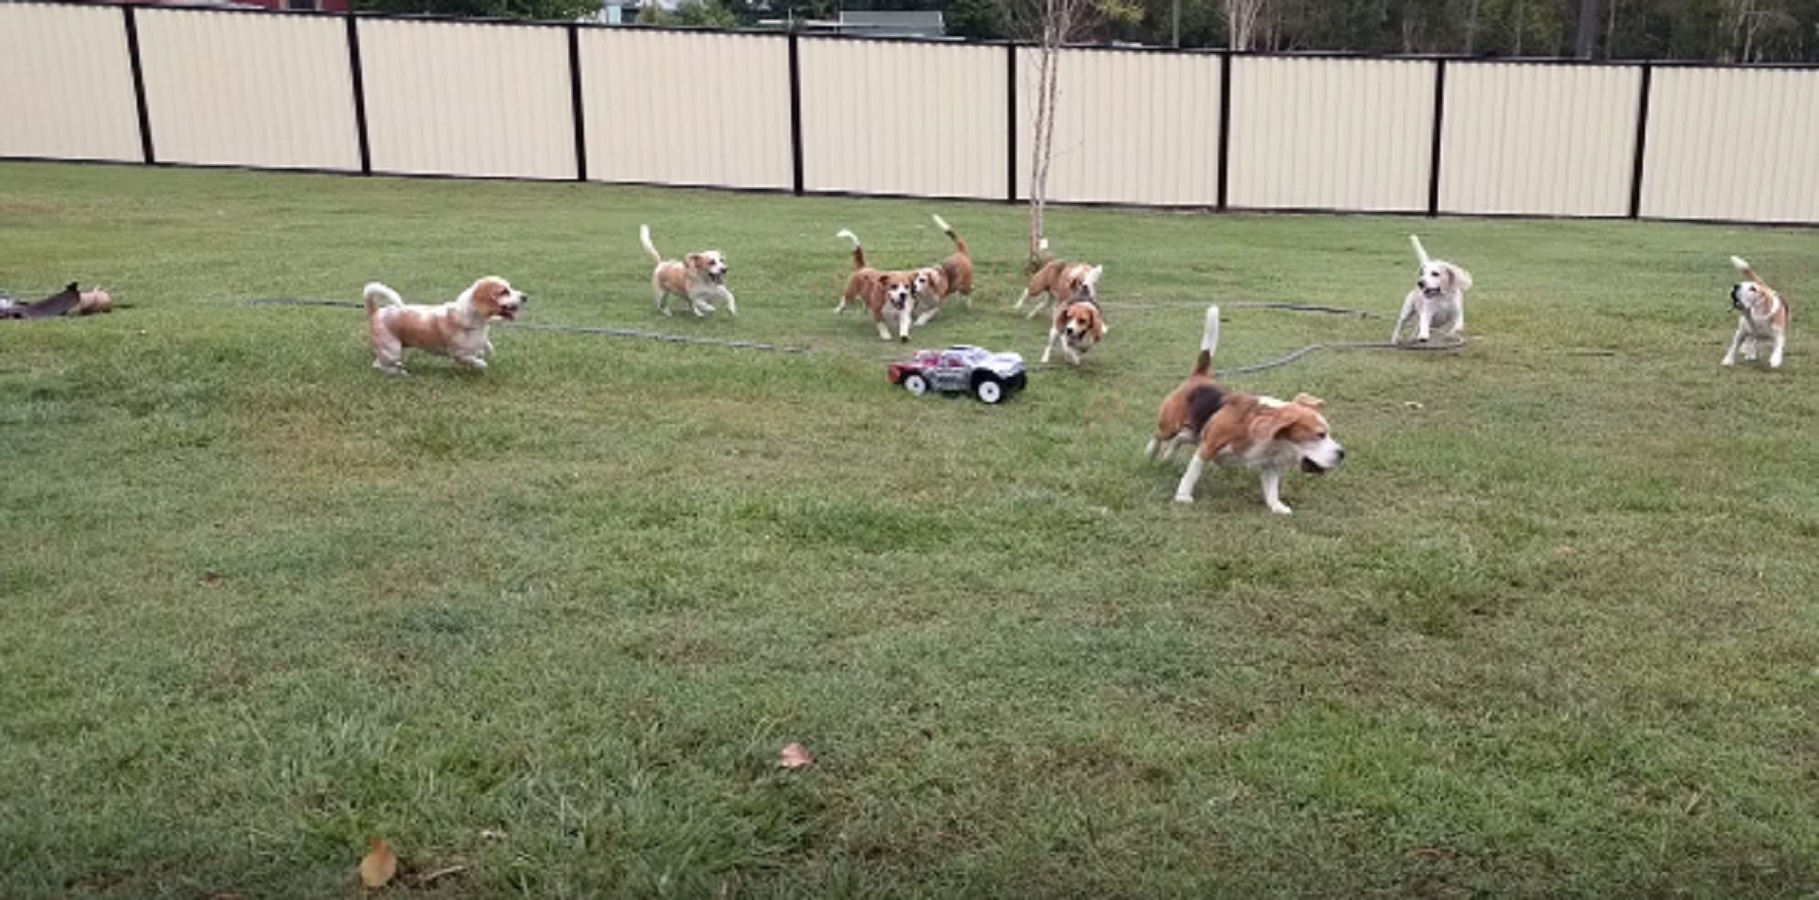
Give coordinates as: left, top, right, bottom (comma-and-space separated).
1553, 546, 1578, 556
200, 571, 225, 587
359, 837, 398, 889
779, 742, 815, 769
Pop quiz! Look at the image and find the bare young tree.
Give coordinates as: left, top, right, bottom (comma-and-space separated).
1008, 0, 1139, 269
1226, 0, 1268, 49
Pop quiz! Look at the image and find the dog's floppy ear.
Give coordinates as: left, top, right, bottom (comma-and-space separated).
1085, 265, 1104, 286
685, 252, 706, 271
1447, 263, 1473, 292
1247, 409, 1293, 443
1292, 392, 1324, 410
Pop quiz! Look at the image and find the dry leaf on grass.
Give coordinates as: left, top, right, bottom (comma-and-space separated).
200, 571, 225, 587
359, 837, 398, 889
779, 743, 815, 769
1553, 546, 1578, 556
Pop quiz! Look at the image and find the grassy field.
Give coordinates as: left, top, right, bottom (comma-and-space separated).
1, 161, 1815, 898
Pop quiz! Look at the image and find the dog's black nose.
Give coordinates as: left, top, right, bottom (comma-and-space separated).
1337, 447, 1347, 461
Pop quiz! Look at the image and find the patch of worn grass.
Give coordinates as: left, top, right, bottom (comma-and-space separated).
1, 161, 1815, 897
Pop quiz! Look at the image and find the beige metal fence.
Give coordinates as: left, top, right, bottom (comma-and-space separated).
1439, 62, 1641, 217
1014, 48, 1223, 207
1641, 66, 1819, 224
1227, 56, 1435, 212
4, 1, 1818, 225
136, 8, 359, 171
579, 29, 792, 190
0, 3, 141, 162
797, 38, 1005, 198
357, 18, 574, 179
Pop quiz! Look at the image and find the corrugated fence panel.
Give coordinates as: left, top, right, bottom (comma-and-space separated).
1641, 67, 1819, 223
798, 38, 1005, 198
1440, 63, 1639, 217
1014, 48, 1221, 206
136, 9, 358, 171
358, 19, 573, 179
0, 3, 140, 162
1228, 56, 1434, 212
580, 29, 790, 189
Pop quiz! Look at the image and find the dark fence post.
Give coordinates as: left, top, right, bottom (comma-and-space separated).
568, 23, 587, 183
787, 32, 804, 196
345, 15, 372, 175
1628, 63, 1653, 219
1216, 50, 1232, 211
1426, 58, 1447, 217
1006, 43, 1018, 204
122, 5, 155, 165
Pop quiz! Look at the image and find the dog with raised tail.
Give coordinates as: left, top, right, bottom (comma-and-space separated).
641, 224, 734, 317
909, 214, 975, 326
1160, 304, 1345, 515
1391, 234, 1473, 344
835, 228, 918, 342
1724, 255, 1789, 369
364, 277, 526, 376
1016, 238, 1103, 320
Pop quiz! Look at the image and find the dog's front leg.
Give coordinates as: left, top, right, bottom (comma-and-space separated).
1040, 326, 1060, 364
1447, 304, 1465, 341
721, 288, 737, 316
1770, 330, 1786, 368
874, 314, 894, 341
1173, 453, 1207, 503
1722, 320, 1748, 366
1415, 305, 1434, 343
1260, 468, 1291, 515
1391, 299, 1413, 343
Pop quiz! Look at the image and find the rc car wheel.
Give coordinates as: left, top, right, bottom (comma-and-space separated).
974, 376, 1005, 404
903, 372, 930, 396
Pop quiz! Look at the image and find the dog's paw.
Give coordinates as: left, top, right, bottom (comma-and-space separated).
1268, 503, 1293, 516
1721, 357, 1736, 367
1172, 494, 1194, 505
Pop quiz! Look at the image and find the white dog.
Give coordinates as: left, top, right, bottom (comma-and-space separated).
1723, 255, 1789, 369
1392, 235, 1473, 344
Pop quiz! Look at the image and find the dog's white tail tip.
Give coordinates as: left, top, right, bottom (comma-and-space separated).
836, 228, 860, 247
1202, 304, 1221, 351
932, 214, 951, 232
1731, 255, 1752, 272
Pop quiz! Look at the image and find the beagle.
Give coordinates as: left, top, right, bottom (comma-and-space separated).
835, 229, 917, 342
641, 224, 735, 317
1391, 235, 1473, 344
1724, 256, 1789, 369
1160, 305, 1345, 515
1016, 239, 1104, 320
909, 214, 975, 327
364, 277, 526, 376
1041, 294, 1106, 365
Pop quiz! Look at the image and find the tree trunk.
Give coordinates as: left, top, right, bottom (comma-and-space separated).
1573, 0, 1601, 58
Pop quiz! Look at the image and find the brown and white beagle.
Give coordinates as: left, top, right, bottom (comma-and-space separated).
835, 229, 918, 342
910, 214, 975, 327
1154, 305, 1345, 515
363, 277, 526, 376
642, 224, 735, 317
1016, 239, 1103, 320
1724, 255, 1789, 369
1041, 295, 1106, 365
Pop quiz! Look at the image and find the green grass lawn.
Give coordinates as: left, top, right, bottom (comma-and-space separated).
2, 161, 1815, 898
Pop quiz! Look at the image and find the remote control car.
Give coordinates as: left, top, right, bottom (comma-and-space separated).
887, 345, 1027, 404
